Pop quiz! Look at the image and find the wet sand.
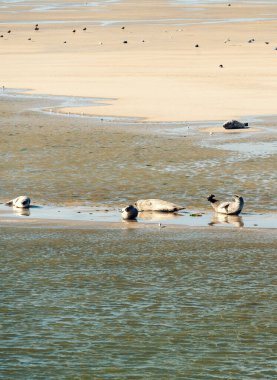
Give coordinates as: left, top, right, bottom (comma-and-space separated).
0, 93, 276, 229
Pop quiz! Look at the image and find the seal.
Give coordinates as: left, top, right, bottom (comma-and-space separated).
121, 205, 138, 220
135, 199, 184, 212
207, 194, 244, 215
5, 195, 31, 209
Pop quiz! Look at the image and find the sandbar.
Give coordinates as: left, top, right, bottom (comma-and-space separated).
1, 0, 277, 121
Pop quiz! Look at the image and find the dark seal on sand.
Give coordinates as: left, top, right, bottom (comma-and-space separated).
223, 120, 248, 130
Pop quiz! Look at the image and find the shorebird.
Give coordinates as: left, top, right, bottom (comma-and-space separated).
121, 205, 138, 220
207, 194, 244, 215
5, 195, 31, 209
135, 199, 184, 212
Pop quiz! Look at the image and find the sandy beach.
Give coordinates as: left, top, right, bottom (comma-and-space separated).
1, 0, 277, 122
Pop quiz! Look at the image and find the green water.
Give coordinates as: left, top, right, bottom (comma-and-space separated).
1, 227, 276, 379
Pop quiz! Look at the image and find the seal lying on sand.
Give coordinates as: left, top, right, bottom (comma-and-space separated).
207, 194, 244, 215
121, 205, 138, 220
135, 199, 184, 212
223, 120, 248, 130
5, 195, 31, 208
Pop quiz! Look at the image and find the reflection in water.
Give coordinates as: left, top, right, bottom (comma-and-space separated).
13, 207, 30, 217
122, 219, 138, 224
209, 213, 244, 227
139, 211, 183, 221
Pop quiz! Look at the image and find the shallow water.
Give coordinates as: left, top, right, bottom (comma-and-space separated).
0, 204, 276, 229
1, 227, 276, 379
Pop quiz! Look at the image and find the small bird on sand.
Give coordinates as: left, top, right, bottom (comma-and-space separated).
83, 27, 87, 31
207, 194, 244, 215
121, 205, 138, 220
5, 195, 31, 209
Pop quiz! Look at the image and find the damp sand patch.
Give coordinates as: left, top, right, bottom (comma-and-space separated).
1, 88, 141, 123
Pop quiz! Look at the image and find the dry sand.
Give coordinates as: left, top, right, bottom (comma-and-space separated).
1, 0, 277, 122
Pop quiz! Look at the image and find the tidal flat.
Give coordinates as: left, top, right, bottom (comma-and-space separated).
0, 93, 277, 379
0, 93, 276, 214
